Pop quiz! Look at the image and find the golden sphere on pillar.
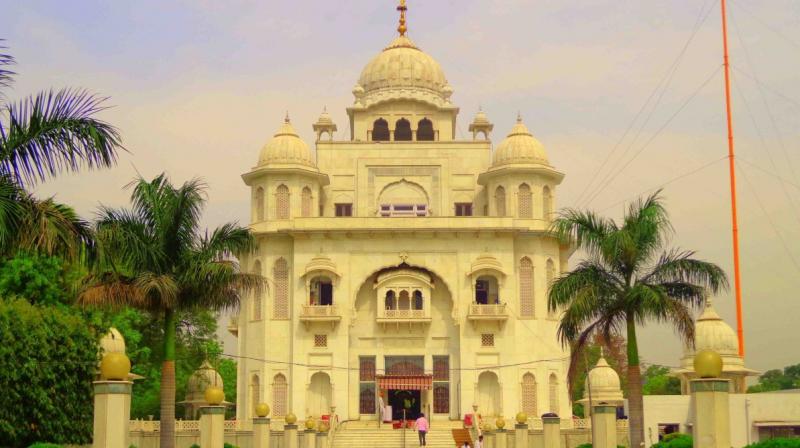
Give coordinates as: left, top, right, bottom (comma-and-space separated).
305, 417, 316, 430
255, 403, 270, 417
694, 349, 723, 378
204, 386, 225, 405
515, 412, 528, 424
495, 417, 506, 429
482, 422, 493, 432
285, 412, 297, 424
99, 352, 131, 380
320, 421, 330, 432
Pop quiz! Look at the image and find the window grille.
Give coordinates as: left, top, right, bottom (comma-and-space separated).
276, 185, 290, 220
518, 184, 532, 218
273, 258, 289, 319
301, 187, 312, 217
481, 333, 495, 347
520, 257, 534, 318
273, 374, 288, 417
521, 373, 537, 416
314, 334, 327, 347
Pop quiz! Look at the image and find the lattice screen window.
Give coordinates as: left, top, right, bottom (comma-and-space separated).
521, 373, 537, 416
518, 184, 532, 218
314, 334, 327, 347
519, 257, 534, 318
543, 186, 553, 220
251, 374, 260, 415
481, 333, 495, 347
273, 258, 289, 319
301, 187, 312, 217
549, 373, 559, 413
251, 260, 262, 320
276, 184, 290, 220
272, 374, 288, 417
495, 186, 506, 217
546, 259, 556, 318
255, 187, 265, 222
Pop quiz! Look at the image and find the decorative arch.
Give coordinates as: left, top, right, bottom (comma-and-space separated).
255, 187, 265, 222
395, 118, 412, 141
377, 180, 429, 216
373, 118, 389, 141
521, 372, 537, 416
308, 372, 332, 417
417, 118, 434, 141
543, 186, 553, 219
518, 183, 532, 218
495, 186, 506, 217
548, 373, 559, 414
273, 258, 289, 319
477, 371, 501, 416
272, 373, 288, 417
251, 374, 261, 416
301, 186, 312, 217
252, 260, 262, 320
276, 184, 290, 220
546, 258, 556, 318
519, 257, 534, 318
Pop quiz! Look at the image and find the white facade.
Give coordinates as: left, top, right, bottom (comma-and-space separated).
233, 11, 572, 425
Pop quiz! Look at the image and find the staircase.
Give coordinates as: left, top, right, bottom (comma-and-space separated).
332, 420, 464, 448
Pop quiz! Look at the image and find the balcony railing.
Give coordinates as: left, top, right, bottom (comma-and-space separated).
467, 303, 509, 321
377, 308, 431, 325
299, 305, 341, 328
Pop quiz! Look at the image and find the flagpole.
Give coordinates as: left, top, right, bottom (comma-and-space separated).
720, 0, 745, 357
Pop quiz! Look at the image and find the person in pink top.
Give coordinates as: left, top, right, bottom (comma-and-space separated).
414, 412, 429, 446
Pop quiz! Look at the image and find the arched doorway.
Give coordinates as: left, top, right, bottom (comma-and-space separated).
477, 371, 500, 416
309, 372, 332, 417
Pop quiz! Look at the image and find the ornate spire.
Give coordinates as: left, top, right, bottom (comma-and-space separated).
397, 0, 408, 36
284, 111, 291, 123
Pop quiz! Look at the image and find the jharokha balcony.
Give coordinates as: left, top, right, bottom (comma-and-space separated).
467, 303, 509, 327
299, 304, 342, 329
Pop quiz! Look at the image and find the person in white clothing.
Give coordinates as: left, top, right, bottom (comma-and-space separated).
474, 435, 484, 448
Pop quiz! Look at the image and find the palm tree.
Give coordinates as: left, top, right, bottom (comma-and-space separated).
78, 173, 263, 448
0, 41, 122, 260
548, 191, 728, 448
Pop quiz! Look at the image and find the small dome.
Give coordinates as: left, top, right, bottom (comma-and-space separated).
583, 355, 624, 404
356, 35, 451, 107
258, 116, 314, 167
492, 116, 549, 166
690, 300, 739, 356
473, 110, 490, 126
185, 360, 224, 401
99, 327, 126, 355
316, 109, 333, 126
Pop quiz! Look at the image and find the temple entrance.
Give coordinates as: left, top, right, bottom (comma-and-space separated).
389, 389, 421, 420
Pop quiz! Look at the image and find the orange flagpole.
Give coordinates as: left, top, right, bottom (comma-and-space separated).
720, 0, 745, 357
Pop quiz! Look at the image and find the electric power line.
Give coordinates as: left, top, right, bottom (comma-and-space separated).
728, 0, 800, 51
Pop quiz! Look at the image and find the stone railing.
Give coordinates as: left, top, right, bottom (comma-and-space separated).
300, 304, 340, 317
129, 419, 242, 433
468, 303, 508, 316
381, 309, 427, 319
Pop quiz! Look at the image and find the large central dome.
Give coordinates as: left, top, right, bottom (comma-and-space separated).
354, 35, 454, 108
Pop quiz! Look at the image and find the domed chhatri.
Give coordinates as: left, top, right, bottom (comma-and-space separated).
695, 349, 724, 379
492, 115, 550, 167
186, 360, 224, 398
99, 352, 131, 381
255, 403, 270, 418
258, 116, 315, 168
99, 327, 126, 355
204, 386, 225, 406
580, 353, 624, 406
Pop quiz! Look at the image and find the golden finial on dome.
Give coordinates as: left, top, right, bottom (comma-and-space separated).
284, 111, 291, 124
397, 0, 408, 36
517, 111, 523, 123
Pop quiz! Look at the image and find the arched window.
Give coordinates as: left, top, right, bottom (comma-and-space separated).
477, 371, 501, 416
252, 260, 262, 320
475, 276, 499, 304
272, 373, 288, 417
398, 290, 410, 309
519, 257, 534, 318
301, 187, 312, 217
549, 373, 559, 414
255, 187, 265, 222
251, 374, 260, 415
518, 183, 532, 218
273, 258, 289, 319
395, 118, 412, 141
385, 290, 396, 310
417, 118, 434, 141
546, 259, 556, 318
413, 290, 423, 310
495, 186, 506, 217
310, 276, 333, 306
372, 118, 389, 141
521, 373, 537, 416
276, 184, 290, 220
543, 186, 553, 220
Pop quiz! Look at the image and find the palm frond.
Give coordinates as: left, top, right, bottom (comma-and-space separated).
134, 272, 179, 309
0, 175, 25, 255
549, 208, 616, 259
0, 40, 15, 93
200, 222, 257, 258
622, 189, 673, 267
15, 194, 95, 261
78, 273, 148, 309
95, 206, 165, 272
0, 88, 123, 186
642, 249, 729, 294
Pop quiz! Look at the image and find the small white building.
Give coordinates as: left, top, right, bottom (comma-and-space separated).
643, 300, 800, 446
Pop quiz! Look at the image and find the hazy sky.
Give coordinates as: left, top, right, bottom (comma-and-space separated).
2, 0, 799, 374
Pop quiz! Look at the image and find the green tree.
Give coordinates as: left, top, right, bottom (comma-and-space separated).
747, 364, 800, 393
642, 365, 681, 395
78, 174, 263, 448
0, 42, 123, 261
0, 252, 77, 305
548, 191, 728, 448
0, 299, 103, 446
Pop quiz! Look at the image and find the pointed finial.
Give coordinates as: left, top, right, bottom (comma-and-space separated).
284, 111, 291, 123
600, 346, 605, 358
705, 297, 713, 309
323, 105, 327, 113
516, 111, 522, 123
397, 0, 408, 36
